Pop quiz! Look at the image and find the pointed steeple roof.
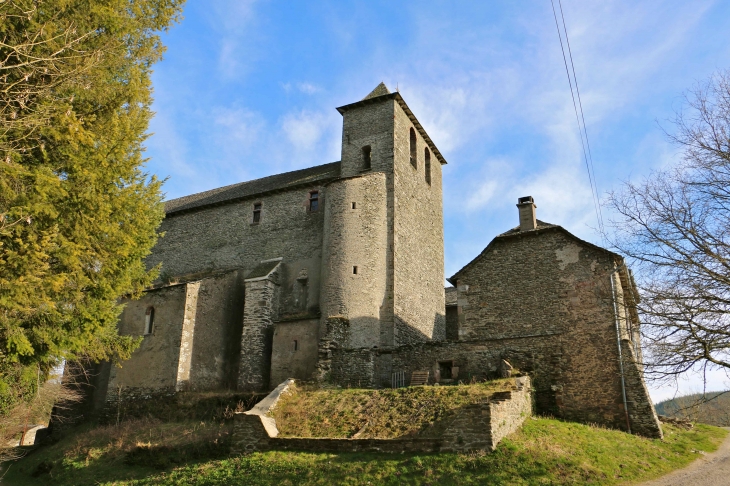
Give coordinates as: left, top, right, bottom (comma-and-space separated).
336, 83, 448, 166
362, 82, 390, 100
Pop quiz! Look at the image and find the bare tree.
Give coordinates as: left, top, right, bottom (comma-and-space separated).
607, 70, 730, 388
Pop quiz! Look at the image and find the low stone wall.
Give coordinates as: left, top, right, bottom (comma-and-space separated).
231, 377, 532, 455
269, 437, 442, 453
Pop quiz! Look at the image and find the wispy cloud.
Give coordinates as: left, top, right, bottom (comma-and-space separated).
282, 82, 323, 95
213, 107, 264, 149
207, 0, 261, 79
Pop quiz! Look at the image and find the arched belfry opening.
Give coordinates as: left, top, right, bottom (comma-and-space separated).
425, 147, 431, 185
409, 128, 417, 169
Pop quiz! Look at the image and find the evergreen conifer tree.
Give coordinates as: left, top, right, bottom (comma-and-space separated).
0, 0, 184, 409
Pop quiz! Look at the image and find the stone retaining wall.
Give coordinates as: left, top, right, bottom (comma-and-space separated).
231, 377, 532, 455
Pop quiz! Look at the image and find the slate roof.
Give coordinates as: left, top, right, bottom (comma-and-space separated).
496, 219, 558, 237
164, 162, 341, 215
363, 82, 391, 100
448, 220, 622, 285
246, 259, 282, 280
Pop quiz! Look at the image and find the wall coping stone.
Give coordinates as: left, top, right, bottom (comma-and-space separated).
241, 378, 295, 438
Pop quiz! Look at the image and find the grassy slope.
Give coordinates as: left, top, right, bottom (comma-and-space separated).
4, 383, 728, 485
3, 417, 726, 485
271, 380, 514, 438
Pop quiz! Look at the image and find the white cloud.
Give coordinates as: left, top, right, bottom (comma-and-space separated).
146, 112, 196, 179
297, 83, 321, 95
282, 82, 323, 95
206, 0, 261, 79
213, 107, 264, 148
281, 110, 334, 151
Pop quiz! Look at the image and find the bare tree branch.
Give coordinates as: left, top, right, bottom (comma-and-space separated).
607, 70, 730, 389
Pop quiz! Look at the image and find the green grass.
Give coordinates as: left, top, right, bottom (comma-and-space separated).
3, 417, 726, 485
271, 380, 514, 438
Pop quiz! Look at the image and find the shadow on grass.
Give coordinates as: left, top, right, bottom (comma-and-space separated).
3, 418, 727, 486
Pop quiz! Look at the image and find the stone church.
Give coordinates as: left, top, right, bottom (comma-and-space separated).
78, 84, 662, 438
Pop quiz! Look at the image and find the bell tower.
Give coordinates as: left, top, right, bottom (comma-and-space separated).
321, 83, 446, 357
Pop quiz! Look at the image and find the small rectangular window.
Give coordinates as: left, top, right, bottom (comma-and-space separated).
252, 203, 262, 223
309, 191, 319, 212
293, 340, 298, 351
145, 307, 155, 335
352, 202, 357, 209
362, 145, 372, 170
353, 266, 358, 274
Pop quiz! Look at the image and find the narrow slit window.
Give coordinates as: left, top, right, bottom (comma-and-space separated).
309, 191, 319, 212
409, 127, 417, 169
362, 145, 372, 170
144, 307, 155, 335
353, 266, 358, 275
252, 203, 262, 223
293, 340, 298, 351
352, 202, 357, 209
425, 147, 431, 185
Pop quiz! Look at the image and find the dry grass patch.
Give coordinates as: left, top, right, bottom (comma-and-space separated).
270, 379, 515, 439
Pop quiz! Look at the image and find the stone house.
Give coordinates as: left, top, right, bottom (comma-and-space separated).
445, 197, 661, 437
72, 85, 661, 438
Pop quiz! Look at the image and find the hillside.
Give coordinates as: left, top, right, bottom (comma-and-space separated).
656, 391, 730, 426
3, 417, 725, 485
2, 381, 728, 485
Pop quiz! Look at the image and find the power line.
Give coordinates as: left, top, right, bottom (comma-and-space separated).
557, 0, 605, 234
550, 0, 605, 237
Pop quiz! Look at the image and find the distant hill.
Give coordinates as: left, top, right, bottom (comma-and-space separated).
656, 391, 730, 426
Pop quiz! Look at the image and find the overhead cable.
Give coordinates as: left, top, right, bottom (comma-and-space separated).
550, 0, 605, 237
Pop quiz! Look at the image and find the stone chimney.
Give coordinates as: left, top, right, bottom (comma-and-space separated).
517, 196, 537, 231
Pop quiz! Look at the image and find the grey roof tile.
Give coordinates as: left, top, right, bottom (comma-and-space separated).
497, 220, 558, 237
363, 82, 391, 100
164, 162, 341, 215
246, 260, 282, 280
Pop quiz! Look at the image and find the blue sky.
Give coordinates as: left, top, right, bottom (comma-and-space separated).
144, 0, 730, 400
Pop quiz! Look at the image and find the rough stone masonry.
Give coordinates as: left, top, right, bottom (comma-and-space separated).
65, 84, 661, 438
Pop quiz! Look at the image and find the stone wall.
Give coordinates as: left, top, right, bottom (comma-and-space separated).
110, 284, 189, 394
187, 272, 246, 390
112, 271, 249, 395
325, 337, 562, 411
451, 226, 662, 437
392, 100, 445, 345
320, 172, 389, 349
339, 94, 395, 178
238, 264, 280, 391
335, 97, 396, 350
269, 318, 319, 387
231, 377, 532, 455
149, 181, 328, 319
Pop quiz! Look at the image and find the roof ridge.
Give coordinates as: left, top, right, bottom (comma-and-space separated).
164, 161, 342, 215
